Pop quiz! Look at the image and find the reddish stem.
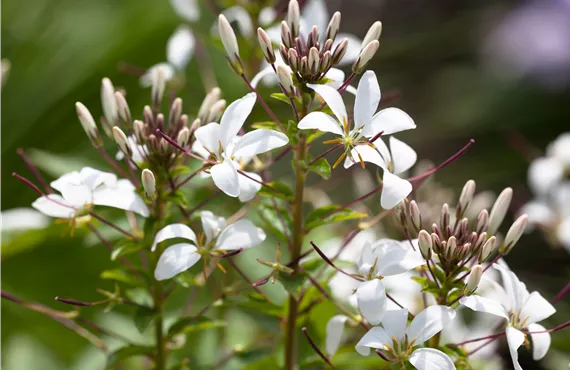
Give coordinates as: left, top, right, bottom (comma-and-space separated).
17, 148, 53, 193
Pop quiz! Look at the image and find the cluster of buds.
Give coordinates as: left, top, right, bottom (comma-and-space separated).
256, 0, 382, 85
409, 181, 529, 273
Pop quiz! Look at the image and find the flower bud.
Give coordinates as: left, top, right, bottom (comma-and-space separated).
143, 105, 154, 126
320, 50, 332, 73
141, 169, 156, 200
457, 180, 476, 218
361, 21, 382, 49
281, 21, 293, 48
300, 56, 308, 76
218, 15, 242, 73
151, 66, 166, 109
326, 12, 341, 41
169, 98, 183, 128
418, 230, 432, 259
288, 48, 299, 71
474, 232, 488, 250
112, 126, 131, 156
447, 236, 457, 259
465, 265, 483, 294
352, 40, 379, 74
479, 236, 496, 263
177, 127, 191, 148
101, 78, 118, 126
409, 200, 422, 233
476, 209, 489, 234
331, 38, 348, 65
257, 28, 276, 64
189, 118, 201, 134
115, 91, 132, 128
308, 26, 319, 48
431, 232, 441, 253
440, 203, 450, 234
308, 47, 320, 75
287, 0, 300, 38
501, 214, 528, 254
206, 99, 226, 123
76, 102, 102, 147
487, 188, 513, 235
277, 65, 295, 97
198, 87, 221, 120
134, 120, 146, 143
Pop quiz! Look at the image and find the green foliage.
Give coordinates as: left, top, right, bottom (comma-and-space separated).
167, 316, 227, 338
257, 181, 294, 202
307, 158, 331, 180
305, 205, 367, 231
106, 345, 155, 369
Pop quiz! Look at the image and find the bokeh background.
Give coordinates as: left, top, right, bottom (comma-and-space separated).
2, 0, 570, 369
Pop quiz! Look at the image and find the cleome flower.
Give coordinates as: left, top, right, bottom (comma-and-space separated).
298, 70, 415, 170
153, 211, 266, 280
355, 306, 457, 370
459, 263, 556, 370
193, 92, 289, 198
32, 167, 149, 219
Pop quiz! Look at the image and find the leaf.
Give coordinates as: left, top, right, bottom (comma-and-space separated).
223, 295, 285, 318
168, 190, 188, 207
306, 130, 325, 144
304, 205, 367, 231
133, 306, 156, 333
111, 240, 143, 261
170, 164, 192, 177
278, 271, 306, 298
270, 93, 291, 105
257, 181, 294, 202
167, 316, 226, 338
106, 345, 154, 369
308, 158, 331, 180
286, 120, 299, 146
101, 269, 145, 287
256, 200, 292, 243
251, 121, 280, 130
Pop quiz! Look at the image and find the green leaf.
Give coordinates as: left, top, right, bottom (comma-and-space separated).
167, 316, 226, 338
257, 181, 294, 202
270, 93, 291, 105
111, 240, 143, 261
306, 130, 325, 144
170, 164, 192, 178
305, 205, 367, 231
168, 189, 188, 207
133, 306, 156, 333
278, 271, 306, 297
100, 269, 145, 287
106, 345, 154, 369
286, 120, 299, 146
307, 158, 331, 180
223, 295, 285, 318
252, 121, 280, 130
256, 200, 292, 243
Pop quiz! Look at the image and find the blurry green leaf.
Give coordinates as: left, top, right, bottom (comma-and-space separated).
105, 345, 154, 369
170, 165, 192, 178
256, 200, 292, 243
101, 269, 145, 287
168, 190, 188, 207
305, 205, 367, 231
306, 130, 325, 144
234, 347, 274, 364
133, 306, 156, 333
308, 158, 331, 180
278, 271, 307, 298
270, 93, 291, 106
223, 293, 285, 317
111, 240, 143, 261
257, 181, 294, 202
252, 121, 280, 130
287, 120, 299, 146
167, 316, 226, 338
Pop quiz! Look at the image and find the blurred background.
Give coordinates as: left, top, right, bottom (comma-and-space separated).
2, 0, 570, 369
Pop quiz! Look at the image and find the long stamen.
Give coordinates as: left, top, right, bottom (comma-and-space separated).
17, 148, 53, 193
332, 151, 347, 169
323, 138, 343, 145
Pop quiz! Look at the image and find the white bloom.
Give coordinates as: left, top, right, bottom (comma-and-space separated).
459, 263, 556, 370
31, 167, 149, 218
153, 211, 266, 280
169, 0, 199, 22
325, 315, 349, 356
356, 306, 456, 370
193, 93, 288, 198
1, 208, 49, 232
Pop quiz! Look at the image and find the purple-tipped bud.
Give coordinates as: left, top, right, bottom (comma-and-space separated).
177, 127, 191, 148
419, 230, 432, 259
488, 188, 513, 235
198, 87, 221, 120
352, 40, 379, 73
169, 98, 183, 128
151, 66, 166, 109
115, 91, 132, 128
112, 126, 130, 156
141, 169, 156, 200
331, 38, 349, 65
219, 15, 242, 73
287, 0, 300, 38
479, 236, 496, 262
457, 180, 476, 218
320, 50, 332, 73
501, 214, 528, 254
206, 99, 226, 123
257, 28, 276, 64
326, 12, 342, 41
476, 209, 489, 234
76, 102, 102, 147
134, 120, 146, 143
308, 47, 320, 75
361, 21, 382, 49
288, 48, 299, 71
101, 78, 118, 126
465, 265, 483, 294
409, 200, 422, 233
277, 65, 295, 97
281, 21, 293, 48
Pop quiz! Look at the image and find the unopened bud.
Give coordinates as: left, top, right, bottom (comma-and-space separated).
323, 39, 334, 53
115, 92, 132, 128
465, 265, 483, 294
159, 137, 170, 154
476, 209, 489, 234
189, 118, 201, 134
320, 50, 332, 73
177, 127, 191, 148
474, 232, 488, 250
169, 98, 183, 128
218, 15, 242, 73
198, 87, 221, 120
151, 67, 166, 109
287, 0, 300, 38
206, 99, 226, 123
288, 48, 299, 71
281, 21, 293, 48
76, 102, 101, 147
361, 21, 382, 49
309, 47, 320, 75
308, 26, 319, 48
277, 65, 295, 97
300, 56, 308, 76
331, 38, 348, 65
409, 200, 422, 233
352, 40, 379, 74
447, 236, 457, 258
440, 203, 450, 234
457, 180, 476, 218
431, 232, 441, 253
418, 230, 432, 259
112, 126, 131, 156
143, 105, 154, 126
257, 28, 276, 64
141, 169, 156, 200
487, 188, 513, 235
134, 120, 146, 143
501, 214, 528, 254
326, 12, 341, 41
101, 78, 118, 126
479, 236, 496, 263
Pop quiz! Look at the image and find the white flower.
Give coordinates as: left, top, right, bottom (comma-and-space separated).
169, 0, 199, 22
153, 211, 266, 280
31, 167, 149, 219
1, 208, 50, 232
325, 315, 349, 356
193, 92, 288, 198
356, 306, 457, 370
459, 263, 556, 370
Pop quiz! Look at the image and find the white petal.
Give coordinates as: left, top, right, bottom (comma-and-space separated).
300, 0, 328, 35
201, 211, 226, 244
355, 326, 391, 356
325, 315, 348, 356
324, 68, 346, 88
60, 184, 92, 207
210, 159, 240, 197
505, 326, 525, 370
381, 309, 408, 343
344, 145, 387, 169
0, 208, 50, 231
357, 242, 375, 275
374, 241, 426, 276
79, 167, 117, 189
151, 223, 197, 252
519, 201, 555, 226
139, 63, 176, 88
521, 291, 556, 325
356, 279, 387, 325
389, 137, 417, 174
297, 112, 343, 136
50, 171, 82, 192
220, 6, 254, 38
306, 83, 348, 125
219, 93, 257, 150
334, 33, 363, 65
407, 305, 456, 344
459, 295, 509, 320
232, 129, 289, 157
250, 66, 275, 89
194, 122, 222, 154
380, 171, 412, 209
169, 0, 200, 22
154, 243, 200, 281
32, 195, 75, 219
215, 219, 266, 250
92, 187, 149, 217
354, 71, 380, 130
409, 348, 456, 370
557, 217, 570, 252
547, 132, 570, 165
528, 323, 550, 360
362, 108, 416, 137
167, 25, 195, 70
528, 157, 564, 196
237, 171, 262, 202
493, 264, 528, 313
